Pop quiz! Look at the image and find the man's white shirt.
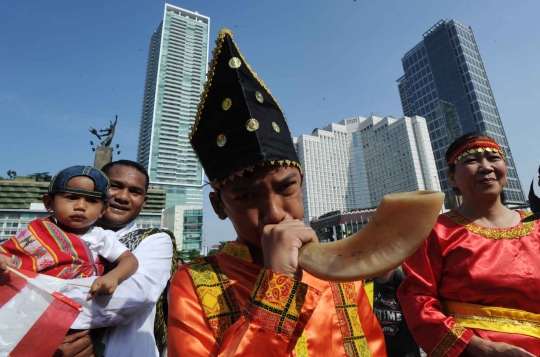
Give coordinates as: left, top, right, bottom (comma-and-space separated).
63, 222, 173, 357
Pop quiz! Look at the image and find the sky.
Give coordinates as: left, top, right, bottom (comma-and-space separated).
1, 0, 540, 248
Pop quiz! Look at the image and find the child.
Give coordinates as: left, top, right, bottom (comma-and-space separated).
0, 165, 138, 299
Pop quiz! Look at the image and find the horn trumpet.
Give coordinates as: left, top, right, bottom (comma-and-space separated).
298, 190, 445, 282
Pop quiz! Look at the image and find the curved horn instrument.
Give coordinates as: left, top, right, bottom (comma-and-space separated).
298, 190, 445, 282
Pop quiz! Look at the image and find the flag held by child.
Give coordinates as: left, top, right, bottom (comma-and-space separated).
0, 269, 80, 357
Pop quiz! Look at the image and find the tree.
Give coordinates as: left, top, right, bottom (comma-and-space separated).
27, 172, 52, 182
6, 170, 17, 180
177, 249, 202, 262
187, 249, 201, 261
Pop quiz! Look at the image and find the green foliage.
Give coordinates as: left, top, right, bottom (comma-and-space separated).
6, 170, 17, 180
27, 172, 52, 182
177, 249, 202, 262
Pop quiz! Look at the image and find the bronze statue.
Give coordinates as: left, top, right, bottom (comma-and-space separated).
89, 115, 118, 147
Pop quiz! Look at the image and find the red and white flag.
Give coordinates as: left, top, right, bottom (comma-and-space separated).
0, 269, 81, 357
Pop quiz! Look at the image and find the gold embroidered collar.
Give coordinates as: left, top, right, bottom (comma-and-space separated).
218, 241, 253, 263
444, 210, 535, 240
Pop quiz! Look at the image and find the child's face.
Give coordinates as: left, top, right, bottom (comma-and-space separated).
43, 176, 106, 235
210, 165, 304, 249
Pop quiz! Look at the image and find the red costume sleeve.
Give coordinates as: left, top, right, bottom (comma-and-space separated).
397, 230, 474, 357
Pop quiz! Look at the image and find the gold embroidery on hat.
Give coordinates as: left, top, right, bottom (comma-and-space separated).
246, 119, 259, 132
210, 160, 303, 190
216, 134, 227, 147
272, 122, 280, 133
229, 57, 242, 69
222, 98, 232, 111
255, 91, 264, 103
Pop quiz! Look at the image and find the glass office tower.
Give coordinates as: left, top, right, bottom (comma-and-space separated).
398, 19, 525, 206
137, 4, 210, 209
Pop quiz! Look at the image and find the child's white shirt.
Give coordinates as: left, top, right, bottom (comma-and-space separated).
80, 226, 128, 263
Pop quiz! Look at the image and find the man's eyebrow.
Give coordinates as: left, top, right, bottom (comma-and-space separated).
109, 180, 144, 192
229, 183, 256, 193
229, 172, 299, 193
276, 173, 299, 184
129, 186, 145, 193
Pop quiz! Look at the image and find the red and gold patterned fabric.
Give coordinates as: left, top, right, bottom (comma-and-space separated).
397, 210, 540, 356
168, 241, 386, 356
0, 218, 101, 279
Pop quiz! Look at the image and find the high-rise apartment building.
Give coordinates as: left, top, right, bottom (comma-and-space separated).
295, 115, 440, 223
137, 4, 209, 252
294, 124, 353, 223
137, 4, 209, 209
398, 19, 525, 206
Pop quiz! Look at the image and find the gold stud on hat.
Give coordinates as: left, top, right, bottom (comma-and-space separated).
222, 98, 232, 111
216, 134, 227, 147
246, 119, 259, 132
229, 57, 242, 68
272, 122, 280, 133
255, 91, 264, 103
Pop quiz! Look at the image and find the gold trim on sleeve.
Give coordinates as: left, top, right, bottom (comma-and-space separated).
430, 324, 467, 357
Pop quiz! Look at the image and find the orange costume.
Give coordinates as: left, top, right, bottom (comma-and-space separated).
398, 210, 540, 356
168, 242, 386, 356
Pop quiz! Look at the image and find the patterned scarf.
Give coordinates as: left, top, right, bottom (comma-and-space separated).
118, 228, 177, 356
0, 217, 102, 278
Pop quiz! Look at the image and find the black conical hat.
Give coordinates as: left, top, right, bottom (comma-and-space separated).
190, 29, 301, 190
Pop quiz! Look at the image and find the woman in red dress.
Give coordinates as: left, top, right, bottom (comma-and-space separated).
398, 132, 539, 357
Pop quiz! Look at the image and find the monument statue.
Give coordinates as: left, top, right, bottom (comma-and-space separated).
89, 115, 120, 169
89, 115, 118, 147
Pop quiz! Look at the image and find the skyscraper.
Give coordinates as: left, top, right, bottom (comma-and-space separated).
398, 19, 525, 206
138, 4, 209, 208
294, 115, 440, 223
137, 4, 209, 251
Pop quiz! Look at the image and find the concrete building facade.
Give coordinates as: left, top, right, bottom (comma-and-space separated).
295, 115, 440, 223
162, 205, 203, 252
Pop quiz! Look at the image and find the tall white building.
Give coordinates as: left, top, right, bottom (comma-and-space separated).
137, 4, 209, 252
295, 115, 440, 223
294, 124, 354, 223
137, 4, 209, 208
